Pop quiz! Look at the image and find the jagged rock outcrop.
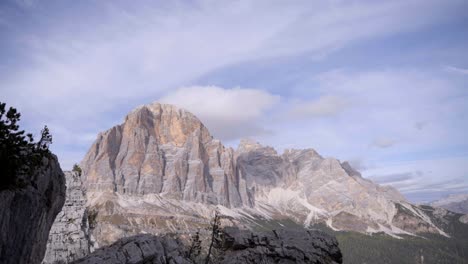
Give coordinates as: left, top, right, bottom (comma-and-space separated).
71, 227, 342, 264
219, 227, 342, 264
43, 171, 92, 264
0, 155, 66, 264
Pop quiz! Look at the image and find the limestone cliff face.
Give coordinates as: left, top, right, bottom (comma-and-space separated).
0, 155, 66, 264
81, 103, 252, 208
43, 171, 92, 264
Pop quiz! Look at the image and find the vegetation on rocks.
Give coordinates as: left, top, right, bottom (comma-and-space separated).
0, 102, 53, 190
72, 164, 82, 176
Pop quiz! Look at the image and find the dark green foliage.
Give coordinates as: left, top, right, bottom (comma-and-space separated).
87, 209, 98, 229
205, 210, 223, 264
187, 231, 202, 262
0, 102, 53, 190
72, 163, 82, 176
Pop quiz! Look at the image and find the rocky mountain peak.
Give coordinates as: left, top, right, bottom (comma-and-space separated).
237, 138, 277, 155
124, 102, 212, 147
81, 102, 251, 207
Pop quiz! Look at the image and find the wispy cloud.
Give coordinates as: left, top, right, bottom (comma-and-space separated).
287, 95, 348, 119
444, 65, 468, 75
365, 156, 468, 202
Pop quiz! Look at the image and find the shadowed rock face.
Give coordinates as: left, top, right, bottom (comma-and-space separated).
219, 227, 342, 264
0, 155, 66, 264
71, 227, 342, 264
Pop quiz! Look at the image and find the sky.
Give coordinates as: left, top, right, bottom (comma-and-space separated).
1, 0, 468, 203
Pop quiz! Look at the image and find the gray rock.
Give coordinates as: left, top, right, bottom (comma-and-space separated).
460, 214, 468, 224
71, 234, 191, 264
43, 171, 92, 264
71, 227, 342, 264
0, 155, 66, 264
218, 227, 342, 264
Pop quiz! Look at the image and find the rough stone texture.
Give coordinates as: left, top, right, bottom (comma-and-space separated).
219, 227, 342, 264
0, 155, 66, 264
71, 227, 342, 264
391, 203, 446, 236
43, 171, 92, 264
71, 234, 192, 264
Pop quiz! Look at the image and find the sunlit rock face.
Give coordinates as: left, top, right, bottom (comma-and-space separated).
81, 103, 252, 208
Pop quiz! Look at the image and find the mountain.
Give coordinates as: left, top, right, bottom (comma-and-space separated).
45, 102, 468, 263
431, 194, 468, 214
81, 103, 251, 207
80, 102, 446, 238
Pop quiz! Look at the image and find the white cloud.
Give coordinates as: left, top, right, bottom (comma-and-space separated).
159, 86, 280, 140
371, 138, 397, 148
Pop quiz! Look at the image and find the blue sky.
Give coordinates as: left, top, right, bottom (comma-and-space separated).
1, 0, 467, 202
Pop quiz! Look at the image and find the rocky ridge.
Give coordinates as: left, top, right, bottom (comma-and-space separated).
431, 193, 468, 214
71, 227, 342, 264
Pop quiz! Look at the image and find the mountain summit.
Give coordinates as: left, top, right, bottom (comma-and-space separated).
81, 102, 251, 207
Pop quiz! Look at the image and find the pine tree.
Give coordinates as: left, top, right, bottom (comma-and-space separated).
0, 102, 52, 189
